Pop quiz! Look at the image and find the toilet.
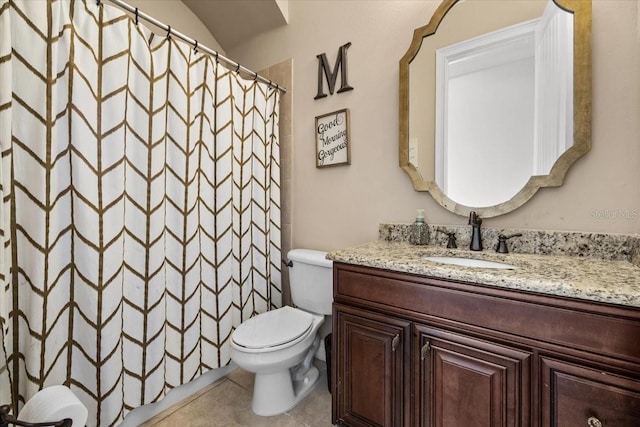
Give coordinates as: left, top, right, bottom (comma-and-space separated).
230, 248, 333, 416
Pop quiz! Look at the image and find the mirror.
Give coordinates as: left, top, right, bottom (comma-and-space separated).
399, 0, 591, 217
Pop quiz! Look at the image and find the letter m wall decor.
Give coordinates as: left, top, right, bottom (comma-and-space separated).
315, 42, 354, 99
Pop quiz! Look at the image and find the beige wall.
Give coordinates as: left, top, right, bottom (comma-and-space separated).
123, 0, 225, 54
226, 0, 640, 252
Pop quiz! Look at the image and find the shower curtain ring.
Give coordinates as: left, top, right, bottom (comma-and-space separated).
194, 40, 198, 54
214, 52, 219, 64
167, 26, 172, 40
235, 64, 241, 74
253, 72, 258, 82
134, 8, 139, 25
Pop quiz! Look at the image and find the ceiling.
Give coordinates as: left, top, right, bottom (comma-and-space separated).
182, 0, 288, 51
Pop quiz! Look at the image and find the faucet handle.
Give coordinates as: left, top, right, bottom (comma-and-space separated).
495, 233, 523, 254
436, 230, 457, 249
445, 232, 457, 249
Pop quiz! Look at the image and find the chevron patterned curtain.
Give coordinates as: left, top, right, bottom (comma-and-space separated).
0, 1, 281, 425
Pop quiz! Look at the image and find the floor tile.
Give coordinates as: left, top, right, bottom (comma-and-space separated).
287, 364, 333, 427
143, 361, 334, 426
138, 379, 227, 426
226, 367, 254, 392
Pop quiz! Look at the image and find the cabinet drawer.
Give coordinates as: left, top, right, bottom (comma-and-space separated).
334, 264, 640, 366
540, 356, 640, 427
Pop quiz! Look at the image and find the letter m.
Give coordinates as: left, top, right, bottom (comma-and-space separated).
315, 42, 354, 100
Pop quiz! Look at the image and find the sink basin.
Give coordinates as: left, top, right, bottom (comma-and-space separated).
424, 256, 517, 270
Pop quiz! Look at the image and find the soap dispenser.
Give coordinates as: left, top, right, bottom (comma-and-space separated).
411, 209, 429, 245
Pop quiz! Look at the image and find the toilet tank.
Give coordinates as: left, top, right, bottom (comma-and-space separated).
287, 249, 333, 315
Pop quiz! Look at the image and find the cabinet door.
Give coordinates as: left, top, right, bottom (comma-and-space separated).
333, 305, 411, 427
416, 325, 531, 427
540, 356, 640, 427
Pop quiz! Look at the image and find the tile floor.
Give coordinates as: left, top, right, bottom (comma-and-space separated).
140, 361, 333, 427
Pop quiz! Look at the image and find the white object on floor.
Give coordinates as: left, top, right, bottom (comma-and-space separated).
18, 385, 88, 427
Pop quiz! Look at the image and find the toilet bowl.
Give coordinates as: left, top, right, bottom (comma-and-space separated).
231, 306, 324, 416
230, 249, 333, 416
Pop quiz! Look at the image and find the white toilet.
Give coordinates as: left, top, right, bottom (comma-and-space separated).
230, 248, 333, 416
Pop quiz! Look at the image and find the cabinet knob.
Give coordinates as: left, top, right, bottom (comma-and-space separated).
587, 416, 603, 427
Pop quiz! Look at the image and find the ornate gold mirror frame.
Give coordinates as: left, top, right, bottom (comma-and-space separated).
399, 0, 592, 218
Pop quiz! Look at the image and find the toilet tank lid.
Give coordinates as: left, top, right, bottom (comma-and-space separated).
287, 249, 332, 268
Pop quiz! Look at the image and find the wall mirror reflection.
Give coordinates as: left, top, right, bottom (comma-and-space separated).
399, 0, 591, 218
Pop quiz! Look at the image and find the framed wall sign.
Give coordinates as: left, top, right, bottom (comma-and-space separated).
315, 108, 350, 168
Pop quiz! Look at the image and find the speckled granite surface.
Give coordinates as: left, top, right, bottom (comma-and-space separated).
379, 223, 640, 265
327, 240, 640, 308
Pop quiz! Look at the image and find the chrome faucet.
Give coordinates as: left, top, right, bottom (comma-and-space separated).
468, 211, 483, 251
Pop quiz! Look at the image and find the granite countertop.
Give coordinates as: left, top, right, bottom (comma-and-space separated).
327, 240, 640, 308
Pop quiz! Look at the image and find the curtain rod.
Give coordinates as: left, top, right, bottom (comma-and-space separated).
102, 0, 287, 94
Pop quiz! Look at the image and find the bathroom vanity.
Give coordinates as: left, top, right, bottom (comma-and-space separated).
328, 241, 640, 427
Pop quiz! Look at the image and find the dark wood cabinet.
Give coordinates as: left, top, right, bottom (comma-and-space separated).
333, 305, 410, 426
416, 325, 531, 427
331, 262, 640, 427
540, 356, 640, 427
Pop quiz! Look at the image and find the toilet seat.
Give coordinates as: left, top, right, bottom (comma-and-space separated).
232, 306, 314, 351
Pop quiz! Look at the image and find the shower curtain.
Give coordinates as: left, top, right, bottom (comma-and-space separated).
0, 1, 282, 426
